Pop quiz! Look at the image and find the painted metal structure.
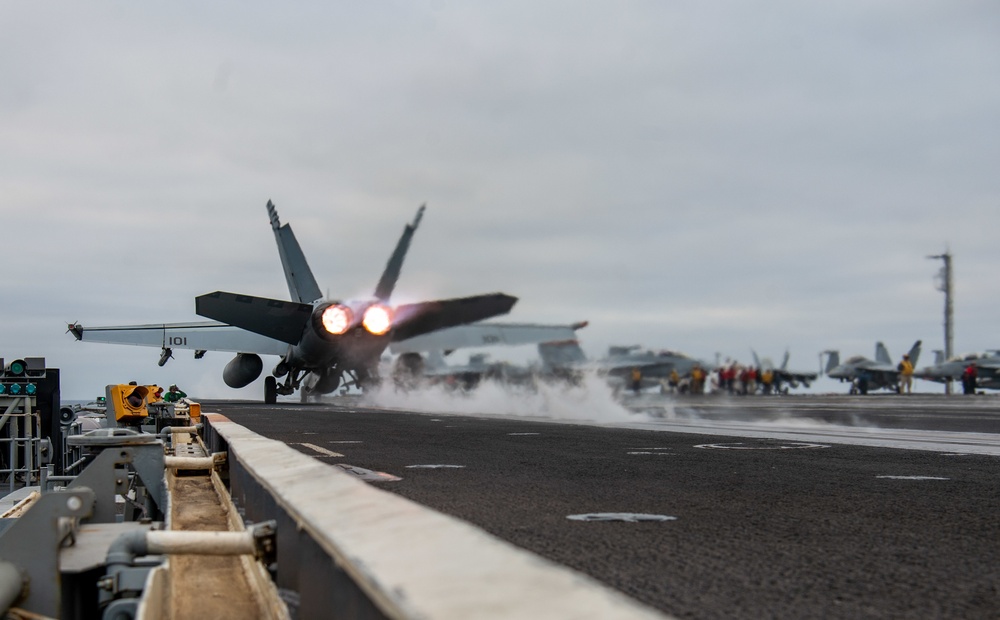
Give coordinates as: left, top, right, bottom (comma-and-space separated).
928, 251, 954, 393
0, 420, 282, 618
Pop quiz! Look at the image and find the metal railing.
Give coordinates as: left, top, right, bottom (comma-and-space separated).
0, 397, 41, 493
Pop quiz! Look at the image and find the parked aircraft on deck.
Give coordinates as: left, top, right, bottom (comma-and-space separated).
917, 351, 1000, 390
69, 202, 516, 403
823, 340, 921, 394
751, 350, 818, 391
538, 341, 713, 391
389, 321, 588, 389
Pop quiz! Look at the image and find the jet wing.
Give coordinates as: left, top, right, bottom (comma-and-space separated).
973, 357, 1000, 371
775, 370, 818, 382
195, 291, 313, 345
859, 361, 896, 373
68, 321, 289, 356
390, 293, 517, 343
596, 358, 677, 377
859, 365, 902, 386
389, 321, 584, 355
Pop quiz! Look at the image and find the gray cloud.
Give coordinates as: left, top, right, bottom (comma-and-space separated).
1, 1, 997, 397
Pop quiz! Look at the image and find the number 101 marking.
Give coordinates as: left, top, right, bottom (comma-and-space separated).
168, 337, 187, 346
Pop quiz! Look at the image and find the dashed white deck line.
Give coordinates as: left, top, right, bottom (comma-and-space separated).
297, 443, 345, 457
618, 419, 1000, 456
406, 464, 465, 469
210, 414, 668, 620
694, 442, 830, 450
367, 398, 1000, 456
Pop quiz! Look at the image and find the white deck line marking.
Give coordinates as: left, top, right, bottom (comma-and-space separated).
694, 442, 830, 450
617, 420, 1000, 456
567, 513, 677, 522
876, 475, 950, 480
209, 414, 667, 620
371, 401, 1000, 455
406, 464, 465, 469
297, 443, 344, 457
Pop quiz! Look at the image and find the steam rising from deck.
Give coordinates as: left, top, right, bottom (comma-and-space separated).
366, 371, 645, 423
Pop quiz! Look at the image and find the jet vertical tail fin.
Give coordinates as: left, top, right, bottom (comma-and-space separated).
780, 350, 790, 371
374, 204, 425, 302
824, 351, 840, 375
268, 201, 323, 303
875, 342, 891, 365
907, 340, 922, 367
933, 350, 944, 365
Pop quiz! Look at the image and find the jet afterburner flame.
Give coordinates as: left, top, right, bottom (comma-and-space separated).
321, 305, 352, 335
362, 305, 392, 335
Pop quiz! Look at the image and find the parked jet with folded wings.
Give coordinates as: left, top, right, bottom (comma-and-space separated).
751, 350, 818, 391
388, 321, 589, 389
538, 341, 713, 391
823, 340, 921, 394
69, 202, 516, 403
917, 350, 1000, 390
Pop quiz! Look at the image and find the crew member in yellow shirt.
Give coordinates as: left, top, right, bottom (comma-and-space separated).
897, 354, 914, 394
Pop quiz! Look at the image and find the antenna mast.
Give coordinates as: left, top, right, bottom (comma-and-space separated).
927, 250, 953, 393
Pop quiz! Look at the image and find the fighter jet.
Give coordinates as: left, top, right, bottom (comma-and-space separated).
751, 350, 818, 392
69, 202, 516, 403
537, 341, 713, 391
917, 351, 1000, 390
389, 320, 588, 389
410, 352, 537, 391
823, 340, 921, 394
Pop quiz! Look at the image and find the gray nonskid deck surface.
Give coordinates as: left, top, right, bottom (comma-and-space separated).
210, 396, 1000, 619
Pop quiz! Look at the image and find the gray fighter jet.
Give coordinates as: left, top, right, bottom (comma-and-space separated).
917, 351, 1000, 390
416, 353, 536, 391
69, 202, 516, 403
751, 350, 818, 392
389, 320, 588, 390
823, 340, 921, 394
538, 341, 713, 391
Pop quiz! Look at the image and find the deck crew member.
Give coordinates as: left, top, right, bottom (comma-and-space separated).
962, 363, 977, 395
897, 354, 914, 394
163, 384, 187, 403
630, 367, 642, 395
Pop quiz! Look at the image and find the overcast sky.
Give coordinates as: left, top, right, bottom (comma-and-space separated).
2, 2, 998, 398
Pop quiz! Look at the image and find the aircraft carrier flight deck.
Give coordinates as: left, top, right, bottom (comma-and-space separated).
206, 393, 1000, 619
1, 374, 997, 619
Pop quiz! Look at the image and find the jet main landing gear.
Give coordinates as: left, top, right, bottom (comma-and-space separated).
264, 376, 277, 404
